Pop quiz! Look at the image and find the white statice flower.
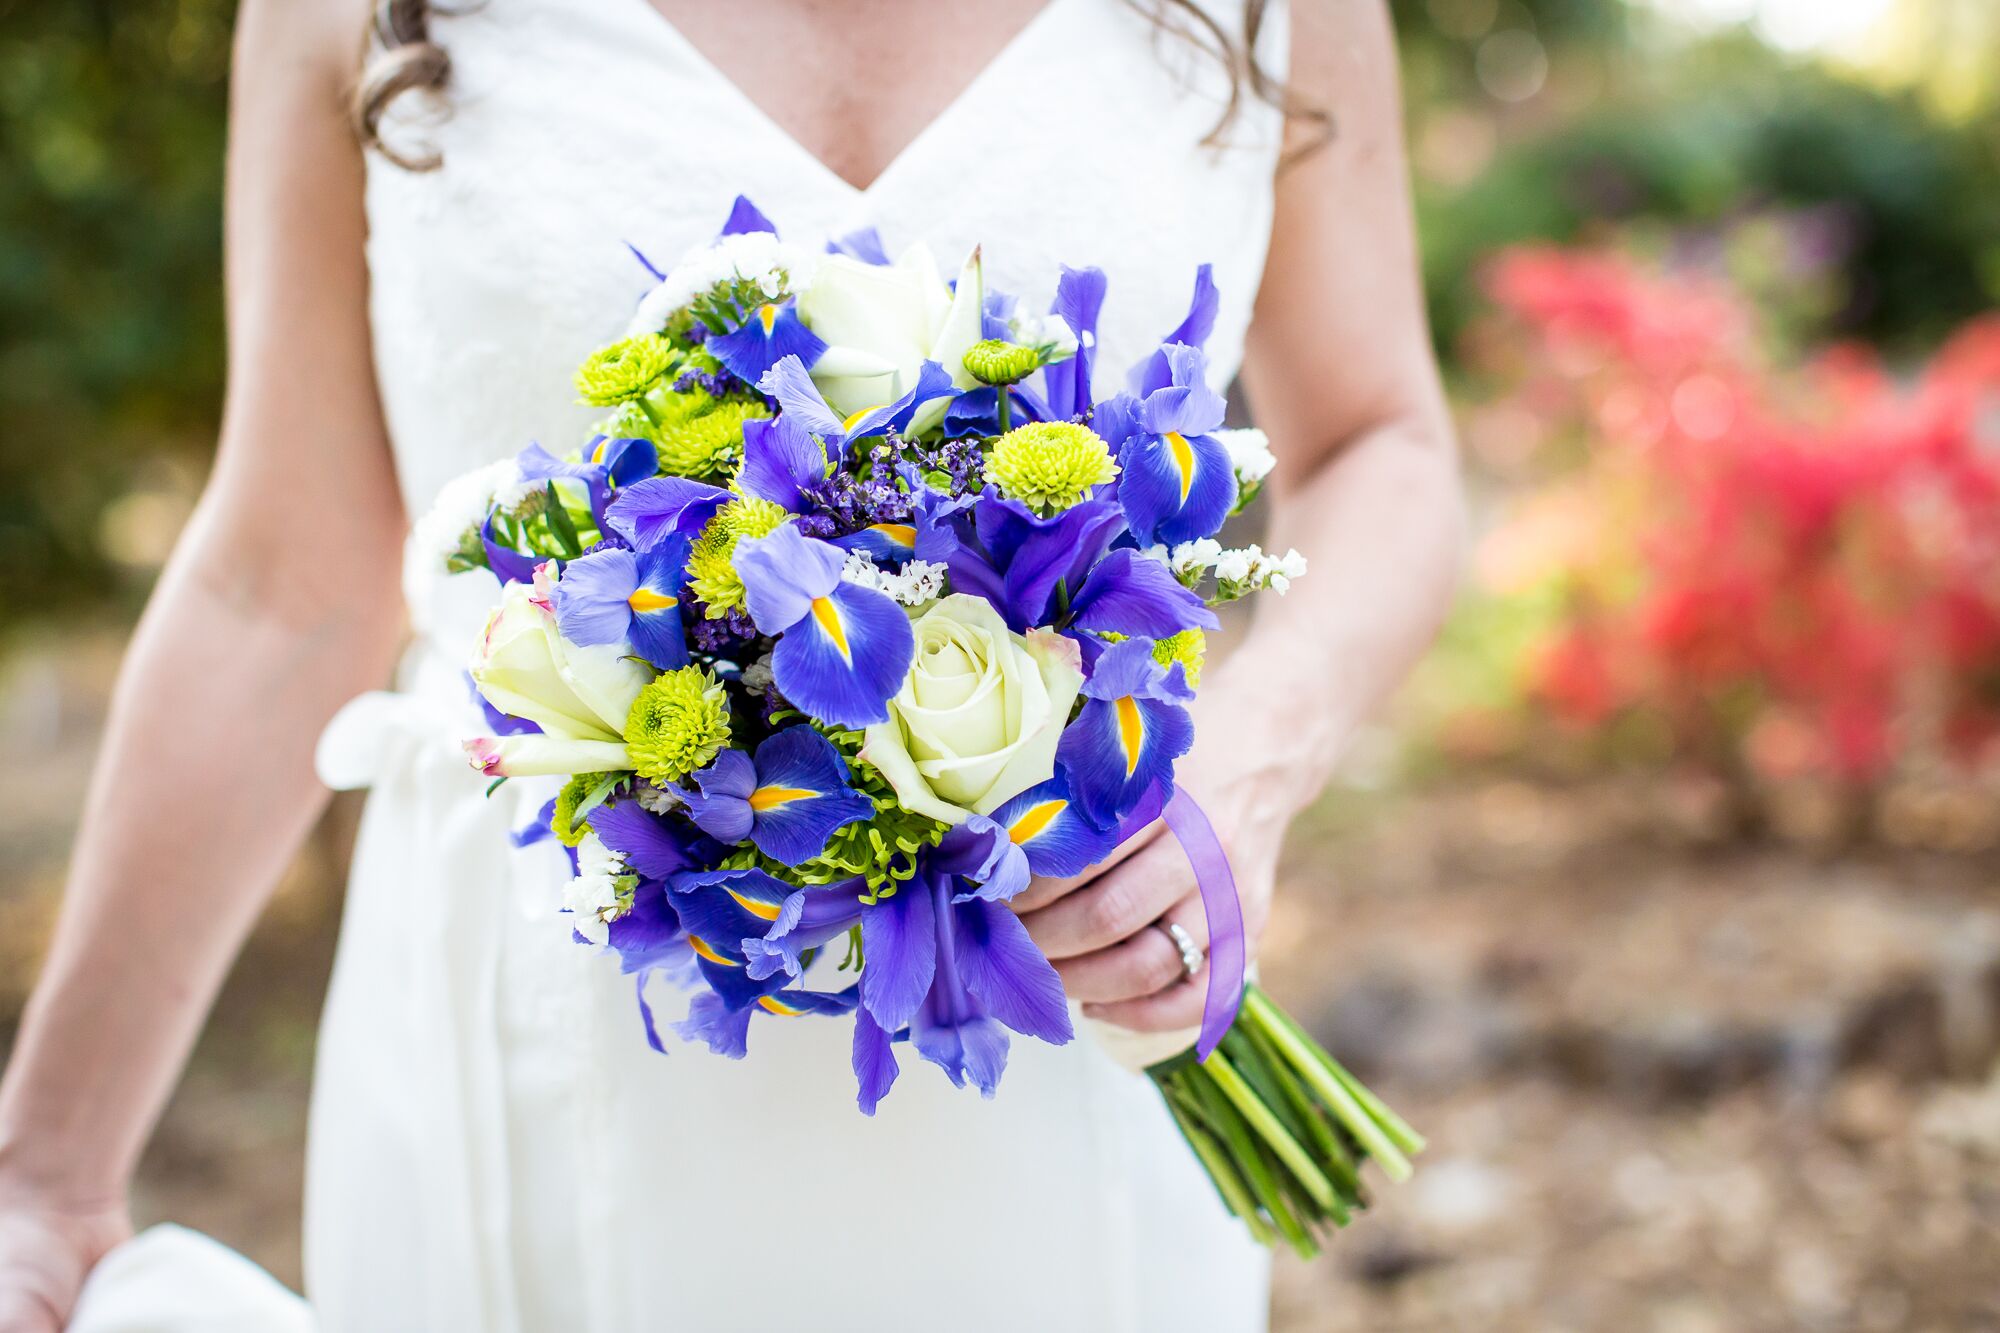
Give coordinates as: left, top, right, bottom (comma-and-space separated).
634, 782, 683, 815
1212, 546, 1256, 586
562, 832, 632, 944
1255, 547, 1308, 594
840, 549, 949, 607
1215, 428, 1276, 489
740, 651, 777, 694
412, 458, 520, 572
625, 231, 822, 337
1167, 538, 1225, 579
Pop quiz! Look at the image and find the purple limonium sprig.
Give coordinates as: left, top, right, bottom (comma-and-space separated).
687, 605, 760, 655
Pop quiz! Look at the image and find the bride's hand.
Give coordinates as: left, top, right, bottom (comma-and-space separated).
0, 1177, 130, 1333
1010, 667, 1308, 1032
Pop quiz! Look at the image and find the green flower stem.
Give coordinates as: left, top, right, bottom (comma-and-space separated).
1161, 1078, 1274, 1247
1241, 1013, 1359, 1195
1189, 1071, 1317, 1257
637, 395, 668, 431
1203, 1049, 1341, 1216
1247, 987, 1427, 1158
997, 386, 1011, 433
1245, 989, 1415, 1181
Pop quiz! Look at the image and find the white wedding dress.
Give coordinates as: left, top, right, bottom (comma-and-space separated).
307, 2, 1289, 1328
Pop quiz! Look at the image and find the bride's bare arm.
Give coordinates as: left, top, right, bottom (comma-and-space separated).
1015, 0, 1465, 1027
0, 0, 394, 1322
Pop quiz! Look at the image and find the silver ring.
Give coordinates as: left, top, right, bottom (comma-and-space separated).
1155, 921, 1204, 983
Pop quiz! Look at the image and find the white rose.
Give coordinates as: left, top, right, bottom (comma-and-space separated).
798, 243, 985, 434
465, 580, 650, 777
860, 595, 1084, 826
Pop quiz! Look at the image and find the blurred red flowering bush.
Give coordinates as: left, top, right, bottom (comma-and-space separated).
1459, 246, 2000, 792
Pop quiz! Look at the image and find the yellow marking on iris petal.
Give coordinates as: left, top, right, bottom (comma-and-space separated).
872, 523, 917, 548
811, 596, 851, 662
688, 935, 739, 967
592, 438, 611, 464
842, 405, 886, 434
1008, 799, 1067, 845
1165, 432, 1196, 504
627, 587, 678, 613
746, 785, 816, 813
758, 303, 779, 334
1115, 696, 1145, 777
727, 889, 783, 921
758, 994, 807, 1016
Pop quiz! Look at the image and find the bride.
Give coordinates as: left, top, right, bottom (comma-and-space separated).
0, 0, 1461, 1328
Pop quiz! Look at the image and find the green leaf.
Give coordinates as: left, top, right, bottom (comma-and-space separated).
544, 481, 584, 559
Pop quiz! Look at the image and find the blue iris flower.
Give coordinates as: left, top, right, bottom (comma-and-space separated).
1100, 343, 1237, 549
681, 726, 874, 867
604, 475, 734, 552
732, 523, 915, 728
1054, 637, 1197, 829
985, 773, 1122, 876
938, 495, 1219, 639
758, 354, 957, 457
517, 436, 659, 528
1042, 265, 1109, 422
739, 817, 1064, 1113
549, 534, 692, 669
1125, 263, 1219, 398
709, 299, 827, 386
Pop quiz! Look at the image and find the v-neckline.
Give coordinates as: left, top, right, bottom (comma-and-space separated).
627, 0, 1070, 197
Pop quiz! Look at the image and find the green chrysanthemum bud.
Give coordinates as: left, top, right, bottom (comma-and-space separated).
687, 498, 791, 615
984, 421, 1119, 513
624, 667, 732, 786
1152, 628, 1207, 687
963, 339, 1042, 387
575, 335, 677, 407
551, 771, 617, 847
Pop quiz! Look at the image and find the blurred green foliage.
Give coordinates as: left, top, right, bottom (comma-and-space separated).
0, 0, 1994, 628
0, 0, 233, 623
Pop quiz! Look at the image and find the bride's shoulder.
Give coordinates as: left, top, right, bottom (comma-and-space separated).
232, 0, 376, 94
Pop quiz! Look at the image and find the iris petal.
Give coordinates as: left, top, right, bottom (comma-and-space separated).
987, 775, 1119, 877
710, 301, 828, 385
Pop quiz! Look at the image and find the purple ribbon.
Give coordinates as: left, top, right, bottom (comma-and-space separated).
1162, 788, 1245, 1060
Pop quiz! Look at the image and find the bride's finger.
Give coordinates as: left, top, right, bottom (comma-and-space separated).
1083, 973, 1208, 1033
1016, 834, 1186, 961
1050, 890, 1205, 1004
1008, 817, 1165, 915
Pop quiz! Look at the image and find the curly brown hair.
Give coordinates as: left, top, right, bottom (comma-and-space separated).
351, 0, 1326, 172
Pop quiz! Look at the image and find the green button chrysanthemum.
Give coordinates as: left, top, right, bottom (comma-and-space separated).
574, 334, 677, 407
686, 498, 792, 616
607, 390, 770, 481
1152, 628, 1207, 687
623, 667, 732, 786
963, 339, 1042, 387
550, 771, 616, 847
983, 421, 1119, 513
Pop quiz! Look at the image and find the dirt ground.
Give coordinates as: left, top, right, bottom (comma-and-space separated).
4, 629, 1998, 1330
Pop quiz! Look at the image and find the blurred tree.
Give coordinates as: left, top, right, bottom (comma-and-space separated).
1409, 25, 2000, 358
0, 0, 234, 625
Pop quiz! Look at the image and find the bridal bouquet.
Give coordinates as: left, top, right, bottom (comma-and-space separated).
426, 197, 1420, 1255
